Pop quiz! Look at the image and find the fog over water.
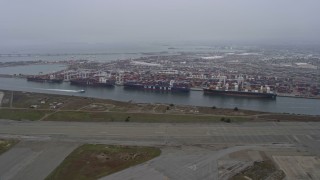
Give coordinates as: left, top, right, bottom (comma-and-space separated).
1, 0, 320, 50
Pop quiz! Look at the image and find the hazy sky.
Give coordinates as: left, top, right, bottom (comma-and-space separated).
1, 0, 320, 46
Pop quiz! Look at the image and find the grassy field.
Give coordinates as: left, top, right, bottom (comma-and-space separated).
0, 139, 18, 154
44, 111, 249, 123
257, 114, 320, 122
0, 109, 51, 121
1, 90, 319, 123
0, 90, 259, 115
46, 144, 161, 180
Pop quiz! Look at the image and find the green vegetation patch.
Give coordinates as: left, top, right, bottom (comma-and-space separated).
258, 114, 320, 122
197, 106, 261, 116
46, 144, 161, 180
45, 111, 249, 123
0, 109, 51, 121
231, 160, 285, 180
45, 111, 91, 121
0, 139, 18, 154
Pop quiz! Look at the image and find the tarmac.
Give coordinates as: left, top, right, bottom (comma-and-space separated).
0, 119, 320, 180
0, 140, 78, 180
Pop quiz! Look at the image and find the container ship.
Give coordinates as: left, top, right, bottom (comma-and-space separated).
204, 88, 277, 99
123, 80, 190, 93
204, 83, 277, 99
27, 75, 63, 83
70, 77, 115, 87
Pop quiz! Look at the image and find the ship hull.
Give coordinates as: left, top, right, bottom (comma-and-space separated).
123, 84, 190, 93
203, 89, 277, 99
27, 77, 46, 83
27, 77, 63, 83
70, 80, 114, 87
47, 79, 63, 83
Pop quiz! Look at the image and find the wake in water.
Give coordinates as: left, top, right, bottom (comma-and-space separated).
34, 88, 85, 93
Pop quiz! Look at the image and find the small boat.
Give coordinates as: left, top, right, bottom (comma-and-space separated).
78, 90, 85, 93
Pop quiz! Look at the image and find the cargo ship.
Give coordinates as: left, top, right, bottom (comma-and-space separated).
27, 76, 46, 82
203, 83, 277, 99
203, 88, 277, 99
70, 77, 115, 87
27, 75, 63, 83
123, 80, 190, 93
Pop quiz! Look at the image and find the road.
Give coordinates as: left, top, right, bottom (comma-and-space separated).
0, 119, 320, 180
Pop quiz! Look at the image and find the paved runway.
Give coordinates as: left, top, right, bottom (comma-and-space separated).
0, 141, 78, 180
100, 145, 262, 180
1, 119, 320, 180
0, 120, 320, 147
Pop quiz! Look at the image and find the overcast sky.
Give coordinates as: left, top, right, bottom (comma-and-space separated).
1, 0, 320, 47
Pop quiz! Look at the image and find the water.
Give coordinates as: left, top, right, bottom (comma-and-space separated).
0, 54, 146, 63
0, 44, 231, 63
0, 77, 319, 115
0, 43, 171, 63
0, 64, 67, 75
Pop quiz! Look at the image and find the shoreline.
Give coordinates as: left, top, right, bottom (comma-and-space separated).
0, 89, 319, 123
